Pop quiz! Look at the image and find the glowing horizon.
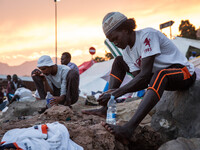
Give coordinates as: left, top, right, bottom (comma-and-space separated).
0, 0, 200, 66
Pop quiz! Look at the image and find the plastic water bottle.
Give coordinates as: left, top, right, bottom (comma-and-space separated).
46, 92, 53, 108
106, 95, 116, 125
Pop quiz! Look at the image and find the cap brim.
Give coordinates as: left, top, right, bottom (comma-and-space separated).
37, 62, 55, 67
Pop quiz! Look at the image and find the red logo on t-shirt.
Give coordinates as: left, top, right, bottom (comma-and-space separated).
144, 38, 151, 47
144, 38, 152, 53
134, 56, 141, 68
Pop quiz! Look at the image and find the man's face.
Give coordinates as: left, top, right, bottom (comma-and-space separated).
107, 30, 129, 49
38, 66, 51, 76
13, 76, 18, 83
7, 76, 11, 81
61, 55, 70, 65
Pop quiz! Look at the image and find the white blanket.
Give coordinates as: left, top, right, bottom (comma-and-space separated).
1, 122, 83, 150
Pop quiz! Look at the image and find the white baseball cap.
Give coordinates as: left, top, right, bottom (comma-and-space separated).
37, 55, 54, 67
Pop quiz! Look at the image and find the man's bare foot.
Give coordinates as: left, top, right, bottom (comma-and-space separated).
101, 121, 134, 145
82, 106, 107, 118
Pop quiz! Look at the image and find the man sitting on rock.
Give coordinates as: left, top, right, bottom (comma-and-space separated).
31, 55, 79, 110
82, 12, 196, 144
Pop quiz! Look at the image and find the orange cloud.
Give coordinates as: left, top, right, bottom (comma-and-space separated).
0, 0, 200, 67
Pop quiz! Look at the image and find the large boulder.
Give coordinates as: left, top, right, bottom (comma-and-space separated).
0, 100, 46, 123
117, 99, 152, 125
158, 137, 200, 150
151, 80, 200, 140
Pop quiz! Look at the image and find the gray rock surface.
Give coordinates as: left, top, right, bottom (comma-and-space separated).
158, 137, 200, 150
0, 100, 46, 122
151, 80, 200, 140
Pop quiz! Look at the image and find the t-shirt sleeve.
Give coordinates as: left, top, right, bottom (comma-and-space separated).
60, 70, 68, 96
141, 32, 161, 59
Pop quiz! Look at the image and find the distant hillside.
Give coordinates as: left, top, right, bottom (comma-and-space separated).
0, 60, 37, 76
0, 58, 61, 76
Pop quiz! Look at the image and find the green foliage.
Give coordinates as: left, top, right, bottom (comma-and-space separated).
94, 56, 105, 62
105, 52, 114, 60
94, 52, 114, 62
178, 20, 197, 39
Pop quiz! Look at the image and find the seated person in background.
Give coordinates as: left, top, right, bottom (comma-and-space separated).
9, 87, 36, 105
12, 74, 25, 91
31, 55, 79, 107
0, 87, 7, 111
6, 75, 15, 102
61, 52, 79, 74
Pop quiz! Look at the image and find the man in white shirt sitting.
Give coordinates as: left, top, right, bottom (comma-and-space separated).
31, 55, 79, 108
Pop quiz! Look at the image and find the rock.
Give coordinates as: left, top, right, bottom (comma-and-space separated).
39, 105, 74, 121
151, 80, 200, 140
0, 100, 46, 123
0, 97, 164, 149
117, 100, 152, 126
65, 123, 116, 150
158, 137, 200, 150
85, 95, 99, 106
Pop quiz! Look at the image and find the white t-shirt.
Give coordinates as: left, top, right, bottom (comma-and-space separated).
45, 65, 70, 96
123, 28, 195, 75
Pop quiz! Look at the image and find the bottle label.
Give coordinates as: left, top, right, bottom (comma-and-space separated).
46, 98, 54, 108
107, 113, 116, 119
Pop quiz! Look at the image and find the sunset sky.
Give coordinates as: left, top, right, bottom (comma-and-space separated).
0, 0, 200, 66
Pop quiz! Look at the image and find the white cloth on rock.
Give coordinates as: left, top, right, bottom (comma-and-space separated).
1, 122, 83, 150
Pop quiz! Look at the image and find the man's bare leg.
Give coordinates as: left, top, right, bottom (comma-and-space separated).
82, 106, 107, 118
101, 90, 159, 144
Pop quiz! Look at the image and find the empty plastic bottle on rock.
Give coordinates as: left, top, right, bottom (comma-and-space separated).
106, 95, 116, 125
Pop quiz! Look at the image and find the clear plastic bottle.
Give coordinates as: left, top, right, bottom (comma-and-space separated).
46, 92, 53, 108
106, 95, 116, 125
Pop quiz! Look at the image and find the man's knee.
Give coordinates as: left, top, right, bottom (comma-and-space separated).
67, 69, 79, 82
71, 95, 79, 105
114, 56, 123, 64
112, 56, 129, 72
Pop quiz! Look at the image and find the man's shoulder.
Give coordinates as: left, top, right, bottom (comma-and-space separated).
58, 64, 71, 70
68, 62, 78, 67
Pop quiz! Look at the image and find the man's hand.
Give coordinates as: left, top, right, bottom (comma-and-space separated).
31, 69, 45, 80
97, 93, 112, 106
97, 89, 116, 106
49, 95, 65, 106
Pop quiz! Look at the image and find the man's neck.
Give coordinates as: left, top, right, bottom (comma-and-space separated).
129, 31, 136, 48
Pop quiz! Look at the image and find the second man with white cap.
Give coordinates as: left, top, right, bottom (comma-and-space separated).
31, 55, 79, 109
